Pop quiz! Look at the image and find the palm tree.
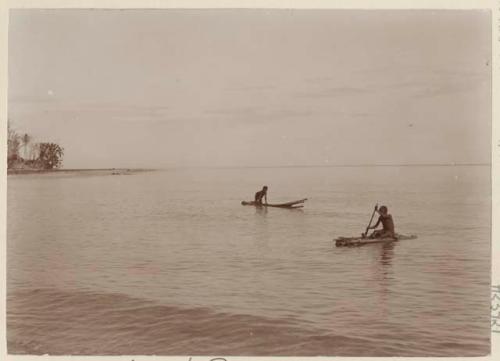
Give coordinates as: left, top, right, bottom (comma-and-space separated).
22, 133, 31, 160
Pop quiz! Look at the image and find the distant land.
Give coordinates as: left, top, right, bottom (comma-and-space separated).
7, 168, 155, 175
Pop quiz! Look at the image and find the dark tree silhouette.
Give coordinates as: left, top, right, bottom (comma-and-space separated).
7, 121, 22, 169
7, 121, 21, 158
7, 119, 65, 170
38, 143, 64, 169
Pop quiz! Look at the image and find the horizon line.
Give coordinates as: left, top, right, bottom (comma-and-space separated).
56, 162, 491, 171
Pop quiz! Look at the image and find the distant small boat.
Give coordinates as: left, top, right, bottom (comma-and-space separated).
241, 198, 307, 209
334, 234, 417, 247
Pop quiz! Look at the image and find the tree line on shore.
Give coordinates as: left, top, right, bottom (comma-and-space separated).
7, 121, 64, 170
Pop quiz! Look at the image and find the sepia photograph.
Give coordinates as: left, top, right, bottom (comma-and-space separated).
4, 4, 494, 358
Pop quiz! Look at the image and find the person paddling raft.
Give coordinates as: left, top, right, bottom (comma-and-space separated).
368, 205, 395, 239
254, 185, 268, 205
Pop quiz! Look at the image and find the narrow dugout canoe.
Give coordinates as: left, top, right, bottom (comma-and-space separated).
241, 198, 307, 209
335, 234, 417, 247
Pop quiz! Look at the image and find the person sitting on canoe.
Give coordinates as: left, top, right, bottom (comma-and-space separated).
368, 205, 395, 239
254, 186, 268, 205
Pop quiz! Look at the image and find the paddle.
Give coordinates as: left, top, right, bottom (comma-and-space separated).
363, 203, 378, 238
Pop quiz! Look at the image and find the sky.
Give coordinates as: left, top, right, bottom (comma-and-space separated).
8, 9, 491, 168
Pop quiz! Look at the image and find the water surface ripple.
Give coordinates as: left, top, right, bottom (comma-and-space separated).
7, 166, 491, 355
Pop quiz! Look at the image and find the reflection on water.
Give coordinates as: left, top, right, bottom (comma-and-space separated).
372, 242, 395, 318
7, 166, 491, 356
255, 206, 268, 216
380, 242, 395, 268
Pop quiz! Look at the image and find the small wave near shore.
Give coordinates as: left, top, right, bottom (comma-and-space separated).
7, 287, 487, 356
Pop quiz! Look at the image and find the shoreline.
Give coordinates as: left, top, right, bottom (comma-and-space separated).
7, 168, 156, 175
7, 163, 490, 175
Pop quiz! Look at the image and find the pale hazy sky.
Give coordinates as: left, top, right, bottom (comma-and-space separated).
8, 9, 491, 168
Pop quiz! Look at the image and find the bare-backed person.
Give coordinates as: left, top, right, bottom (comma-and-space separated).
254, 186, 268, 205
368, 205, 395, 238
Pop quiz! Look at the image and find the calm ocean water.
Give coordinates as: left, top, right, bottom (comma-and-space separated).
7, 166, 491, 356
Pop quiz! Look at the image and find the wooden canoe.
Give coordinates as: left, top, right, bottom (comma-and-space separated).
241, 198, 307, 209
335, 234, 417, 247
